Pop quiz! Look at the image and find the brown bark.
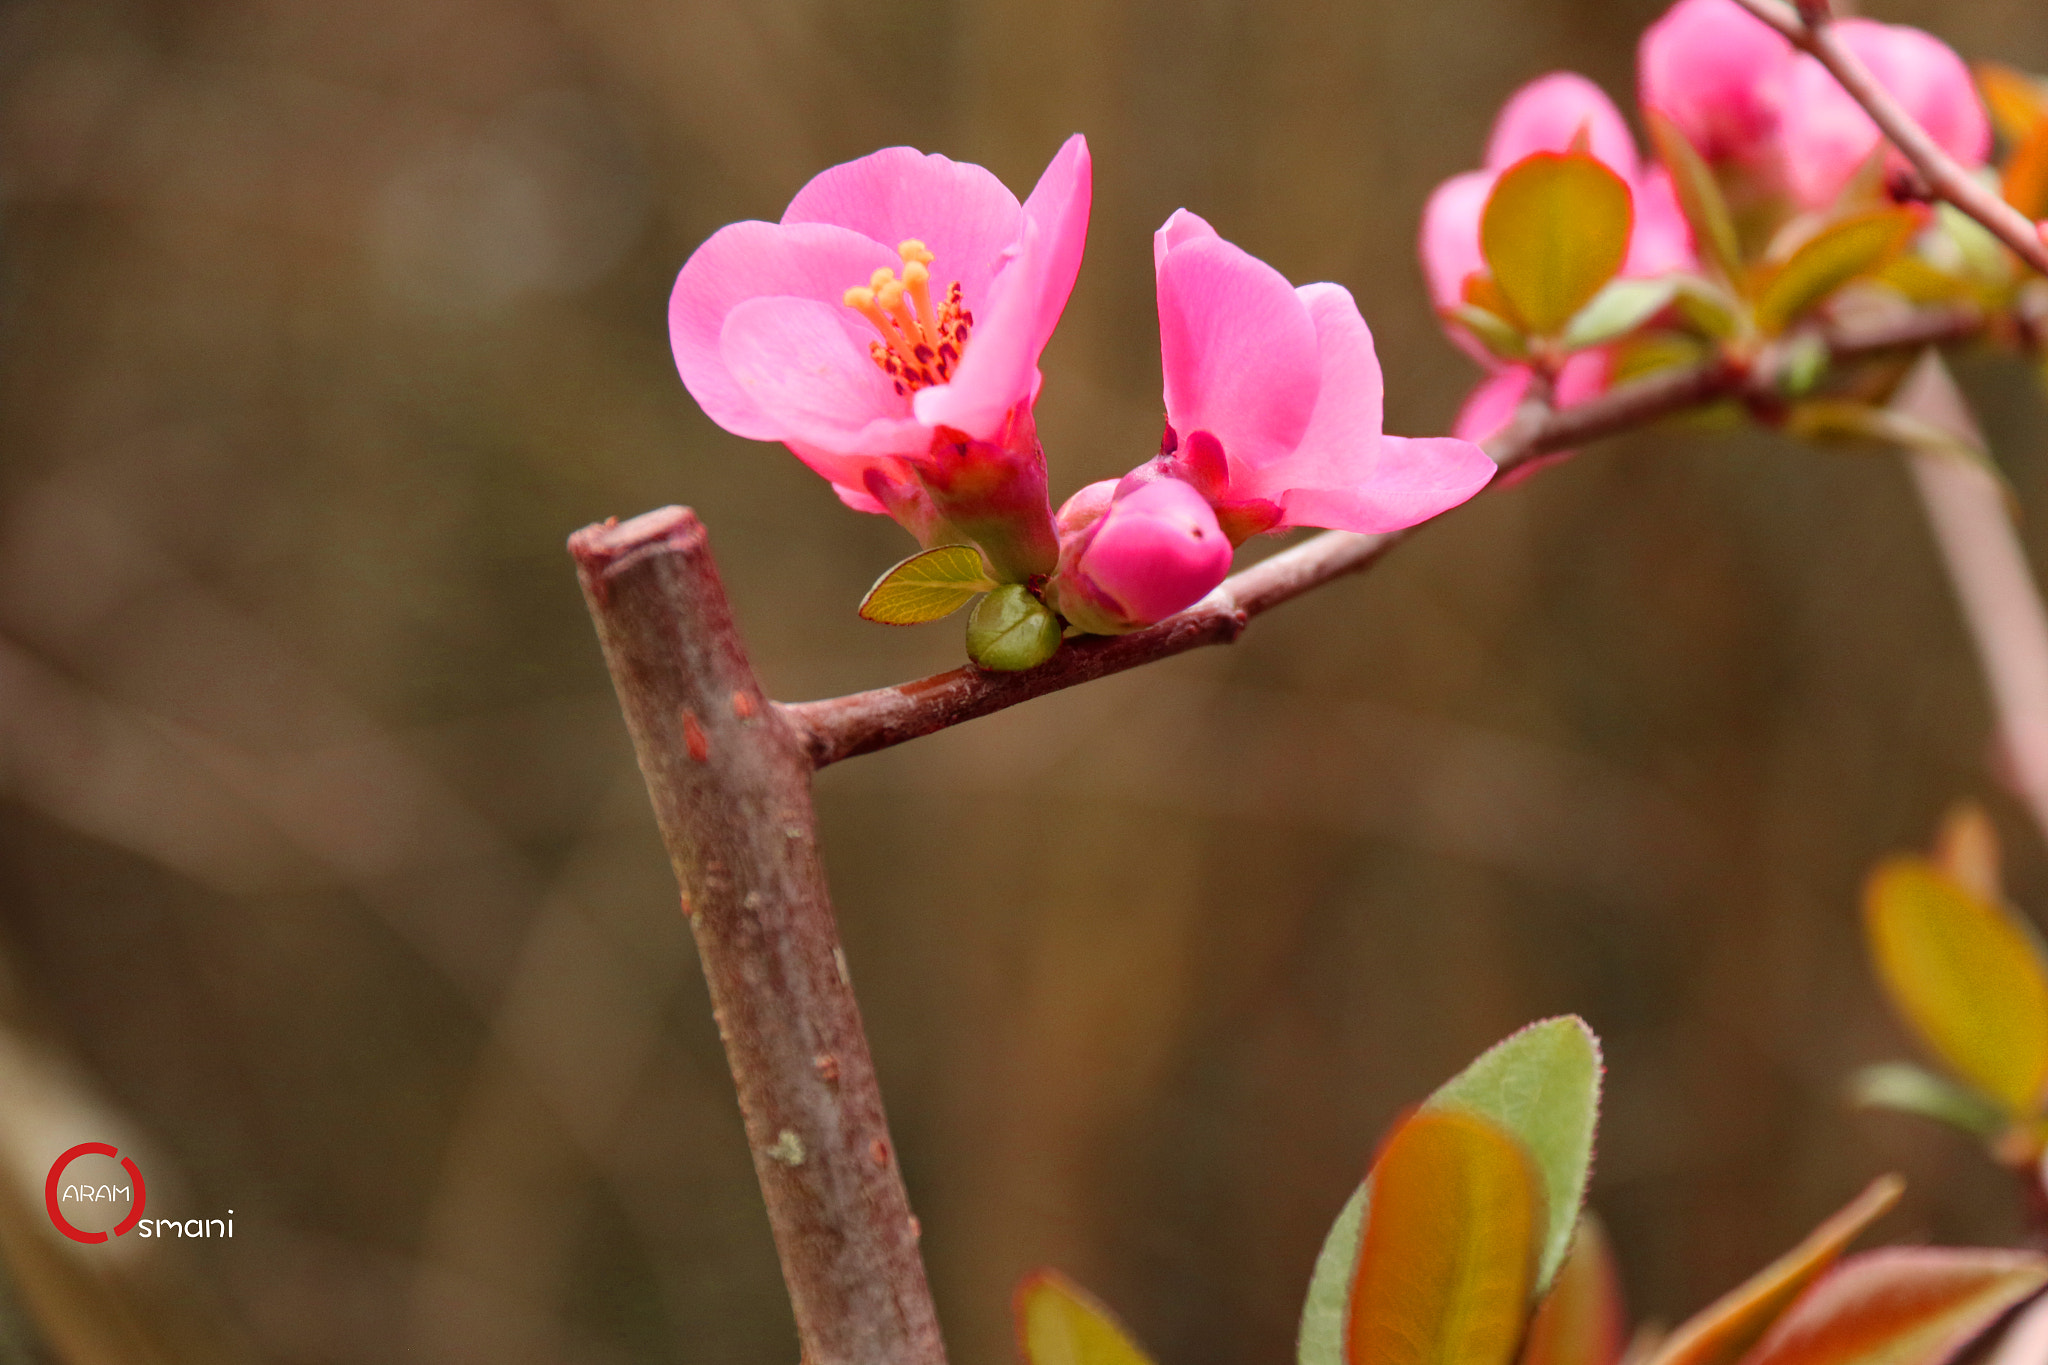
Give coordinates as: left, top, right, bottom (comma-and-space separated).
569, 507, 945, 1365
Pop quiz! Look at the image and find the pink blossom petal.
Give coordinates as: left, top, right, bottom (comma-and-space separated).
1080, 478, 1233, 625
781, 146, 1023, 311
670, 221, 899, 439
1153, 207, 1222, 271
1279, 436, 1494, 534
1780, 20, 1989, 208
1016, 134, 1092, 361
1156, 234, 1320, 473
1242, 281, 1384, 509
1452, 367, 1535, 445
1639, 0, 1793, 163
914, 216, 1046, 439
1486, 72, 1640, 179
719, 295, 925, 455
1420, 170, 1495, 310
1625, 167, 1696, 276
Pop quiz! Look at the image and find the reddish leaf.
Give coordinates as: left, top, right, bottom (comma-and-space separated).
1742, 1248, 2048, 1365
1646, 1177, 1903, 1365
1521, 1216, 1627, 1365
1347, 1108, 1542, 1365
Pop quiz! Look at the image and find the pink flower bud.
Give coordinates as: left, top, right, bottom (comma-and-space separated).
1777, 20, 1989, 208
1048, 478, 1232, 634
1639, 0, 1794, 166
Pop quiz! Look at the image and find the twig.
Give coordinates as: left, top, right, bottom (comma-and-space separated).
1730, 0, 2048, 276
570, 510, 946, 1365
784, 308, 1985, 768
1910, 454, 2048, 848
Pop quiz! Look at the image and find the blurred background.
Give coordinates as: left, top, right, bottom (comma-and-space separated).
1, 0, 2047, 1359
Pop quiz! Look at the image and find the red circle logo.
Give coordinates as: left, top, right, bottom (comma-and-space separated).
44, 1143, 146, 1244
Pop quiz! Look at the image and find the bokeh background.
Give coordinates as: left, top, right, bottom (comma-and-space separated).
2, 0, 2047, 1359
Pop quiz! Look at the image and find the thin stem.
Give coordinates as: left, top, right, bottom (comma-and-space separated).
1731, 0, 2048, 276
570, 509, 946, 1365
1909, 454, 2048, 848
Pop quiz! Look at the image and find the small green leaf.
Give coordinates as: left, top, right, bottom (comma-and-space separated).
1301, 1184, 1372, 1365
1427, 1017, 1602, 1294
1016, 1270, 1158, 1365
1671, 277, 1748, 342
1561, 277, 1678, 352
1751, 208, 1917, 334
1865, 857, 2048, 1116
968, 584, 1063, 671
1481, 152, 1634, 337
1777, 334, 1830, 398
1849, 1062, 2011, 1140
1645, 110, 1741, 282
1445, 304, 1532, 361
858, 544, 996, 624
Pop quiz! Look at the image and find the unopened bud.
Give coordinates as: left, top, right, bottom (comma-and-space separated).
966, 584, 1063, 671
1047, 477, 1233, 634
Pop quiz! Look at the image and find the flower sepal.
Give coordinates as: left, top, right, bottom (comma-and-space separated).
917, 408, 1061, 582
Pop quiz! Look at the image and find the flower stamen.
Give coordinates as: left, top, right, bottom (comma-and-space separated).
842, 240, 973, 397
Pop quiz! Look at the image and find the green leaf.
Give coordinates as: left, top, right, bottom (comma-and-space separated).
1016, 1270, 1158, 1365
1849, 1061, 2010, 1140
1561, 278, 1678, 352
1345, 1108, 1541, 1365
1445, 304, 1532, 362
1301, 1184, 1373, 1365
1671, 277, 1748, 342
1864, 856, 2048, 1116
1786, 354, 2013, 496
1299, 1018, 1602, 1365
1645, 1176, 1903, 1365
1428, 1017, 1602, 1294
1645, 110, 1741, 282
967, 584, 1063, 671
1740, 1248, 2048, 1365
1751, 208, 1917, 334
858, 544, 996, 624
1481, 152, 1634, 337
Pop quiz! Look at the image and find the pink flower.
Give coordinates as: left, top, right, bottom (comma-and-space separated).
1639, 0, 1796, 168
1138, 210, 1494, 542
1046, 478, 1233, 634
1420, 74, 1692, 443
1777, 20, 1990, 209
667, 136, 1090, 576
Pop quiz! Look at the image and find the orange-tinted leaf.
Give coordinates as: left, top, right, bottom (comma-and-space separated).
2003, 117, 2048, 221
1979, 63, 2048, 147
1348, 1108, 1542, 1365
1481, 152, 1634, 337
1932, 803, 2002, 905
1751, 209, 1918, 334
1742, 1248, 2048, 1365
1645, 1176, 1903, 1365
1864, 857, 2048, 1115
1016, 1270, 1158, 1365
1521, 1217, 1627, 1365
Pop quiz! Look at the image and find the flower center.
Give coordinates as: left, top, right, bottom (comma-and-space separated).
843, 240, 973, 397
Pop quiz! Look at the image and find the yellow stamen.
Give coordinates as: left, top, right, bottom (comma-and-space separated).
876, 279, 921, 350
901, 259, 937, 344
842, 285, 896, 341
898, 239, 934, 267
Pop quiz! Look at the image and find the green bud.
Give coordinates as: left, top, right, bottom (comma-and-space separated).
966, 584, 1063, 672
1778, 333, 1829, 398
